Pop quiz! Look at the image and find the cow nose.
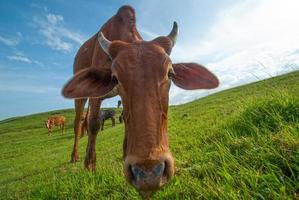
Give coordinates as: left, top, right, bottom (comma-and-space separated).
131, 162, 165, 180
124, 154, 175, 192
128, 161, 168, 191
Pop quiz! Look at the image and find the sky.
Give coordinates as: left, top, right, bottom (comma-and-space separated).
0, 0, 299, 120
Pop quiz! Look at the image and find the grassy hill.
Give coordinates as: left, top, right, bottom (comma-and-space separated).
0, 70, 298, 199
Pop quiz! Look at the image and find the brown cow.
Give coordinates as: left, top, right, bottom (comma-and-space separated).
62, 5, 219, 196
45, 116, 66, 136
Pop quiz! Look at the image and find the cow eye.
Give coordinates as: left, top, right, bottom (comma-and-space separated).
168, 68, 176, 79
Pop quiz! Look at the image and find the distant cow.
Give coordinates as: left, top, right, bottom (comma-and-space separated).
100, 109, 115, 130
45, 116, 66, 135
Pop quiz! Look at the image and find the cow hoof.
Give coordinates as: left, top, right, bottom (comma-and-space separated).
85, 164, 96, 172
84, 158, 96, 171
70, 158, 79, 163
70, 153, 79, 163
70, 157, 79, 163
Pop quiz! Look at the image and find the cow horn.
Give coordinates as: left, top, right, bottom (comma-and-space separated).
97, 32, 112, 57
167, 22, 178, 46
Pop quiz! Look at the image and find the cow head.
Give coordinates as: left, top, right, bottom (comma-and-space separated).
62, 22, 219, 194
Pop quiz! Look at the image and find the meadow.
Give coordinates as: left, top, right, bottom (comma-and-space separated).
0, 70, 298, 199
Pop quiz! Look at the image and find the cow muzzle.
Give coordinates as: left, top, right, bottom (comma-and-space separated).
124, 153, 174, 192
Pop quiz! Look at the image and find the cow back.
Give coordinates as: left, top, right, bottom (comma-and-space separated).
48, 116, 65, 126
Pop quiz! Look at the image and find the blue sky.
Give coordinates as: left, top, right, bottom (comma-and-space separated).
0, 0, 299, 120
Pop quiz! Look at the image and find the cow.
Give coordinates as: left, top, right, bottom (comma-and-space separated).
62, 5, 219, 196
45, 116, 66, 136
100, 109, 116, 130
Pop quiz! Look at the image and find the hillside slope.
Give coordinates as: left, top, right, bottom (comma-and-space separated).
0, 70, 298, 199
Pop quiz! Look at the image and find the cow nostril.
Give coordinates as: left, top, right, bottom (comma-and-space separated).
130, 165, 146, 181
153, 162, 166, 177
129, 162, 166, 182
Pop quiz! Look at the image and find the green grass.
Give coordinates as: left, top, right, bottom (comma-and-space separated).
0, 70, 298, 199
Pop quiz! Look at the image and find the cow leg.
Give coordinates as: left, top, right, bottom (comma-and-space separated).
119, 111, 123, 123
85, 98, 102, 171
80, 123, 85, 137
101, 119, 104, 131
71, 98, 87, 163
111, 117, 115, 127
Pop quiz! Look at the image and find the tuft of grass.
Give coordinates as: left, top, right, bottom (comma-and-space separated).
227, 94, 299, 136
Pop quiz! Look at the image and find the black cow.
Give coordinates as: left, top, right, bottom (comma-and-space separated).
100, 109, 116, 130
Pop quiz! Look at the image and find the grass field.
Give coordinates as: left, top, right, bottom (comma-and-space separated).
0, 70, 298, 199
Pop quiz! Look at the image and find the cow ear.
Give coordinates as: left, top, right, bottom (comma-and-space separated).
171, 63, 219, 90
62, 67, 117, 99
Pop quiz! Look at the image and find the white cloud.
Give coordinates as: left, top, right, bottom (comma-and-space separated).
169, 0, 299, 104
0, 35, 19, 47
30, 3, 48, 12
139, 28, 159, 40
34, 13, 86, 52
47, 14, 63, 24
7, 52, 44, 67
33, 60, 45, 67
16, 32, 23, 38
7, 55, 32, 63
